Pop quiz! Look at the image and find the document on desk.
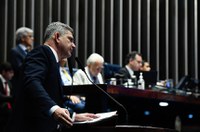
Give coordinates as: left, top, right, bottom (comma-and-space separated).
73, 111, 117, 124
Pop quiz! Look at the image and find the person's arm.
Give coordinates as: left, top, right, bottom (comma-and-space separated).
23, 49, 57, 115
73, 70, 85, 85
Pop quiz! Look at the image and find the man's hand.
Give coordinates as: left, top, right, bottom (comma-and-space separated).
52, 107, 73, 127
75, 113, 100, 122
70, 96, 81, 104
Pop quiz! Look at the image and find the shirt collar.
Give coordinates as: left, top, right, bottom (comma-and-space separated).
45, 44, 59, 63
18, 44, 28, 51
125, 65, 134, 76
0, 74, 6, 83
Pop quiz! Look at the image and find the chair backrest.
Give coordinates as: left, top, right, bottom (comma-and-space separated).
103, 62, 121, 80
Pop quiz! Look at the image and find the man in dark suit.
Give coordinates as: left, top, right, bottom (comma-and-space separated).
8, 27, 34, 97
6, 22, 98, 132
0, 62, 14, 132
118, 51, 143, 79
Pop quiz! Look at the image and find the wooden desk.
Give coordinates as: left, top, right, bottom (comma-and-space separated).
107, 85, 200, 105
63, 84, 200, 130
107, 85, 200, 130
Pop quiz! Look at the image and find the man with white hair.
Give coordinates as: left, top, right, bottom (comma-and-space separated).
8, 27, 34, 95
9, 27, 34, 72
73, 53, 104, 85
66, 53, 104, 113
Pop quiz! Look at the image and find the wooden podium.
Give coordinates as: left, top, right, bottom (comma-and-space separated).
62, 125, 177, 132
63, 84, 109, 113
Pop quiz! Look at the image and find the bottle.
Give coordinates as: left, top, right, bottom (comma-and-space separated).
127, 79, 134, 88
131, 75, 137, 86
110, 78, 117, 85
138, 72, 145, 90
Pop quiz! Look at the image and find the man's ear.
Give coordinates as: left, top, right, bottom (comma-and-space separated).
129, 58, 134, 62
21, 36, 26, 43
54, 32, 60, 43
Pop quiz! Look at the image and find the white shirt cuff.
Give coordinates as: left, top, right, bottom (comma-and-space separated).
49, 105, 60, 116
72, 112, 76, 122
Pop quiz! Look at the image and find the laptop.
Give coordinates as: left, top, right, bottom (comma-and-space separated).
134, 70, 158, 88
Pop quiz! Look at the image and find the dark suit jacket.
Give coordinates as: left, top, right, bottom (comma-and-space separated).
9, 45, 27, 96
7, 45, 64, 132
9, 45, 27, 77
118, 67, 132, 79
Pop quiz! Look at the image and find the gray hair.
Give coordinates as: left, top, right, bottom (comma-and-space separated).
16, 27, 33, 43
86, 53, 104, 65
44, 21, 73, 42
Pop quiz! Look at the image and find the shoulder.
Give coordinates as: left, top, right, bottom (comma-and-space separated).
73, 69, 85, 76
119, 67, 128, 72
10, 45, 21, 54
26, 45, 52, 59
23, 45, 56, 69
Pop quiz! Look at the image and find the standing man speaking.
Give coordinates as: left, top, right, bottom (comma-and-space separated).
7, 22, 98, 132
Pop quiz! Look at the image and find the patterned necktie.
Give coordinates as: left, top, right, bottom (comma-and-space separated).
62, 68, 71, 81
93, 76, 99, 84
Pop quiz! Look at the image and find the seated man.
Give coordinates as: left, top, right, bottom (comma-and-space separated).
59, 58, 85, 113
73, 53, 104, 85
118, 51, 143, 79
0, 62, 14, 131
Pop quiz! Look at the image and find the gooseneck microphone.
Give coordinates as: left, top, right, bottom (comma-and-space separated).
67, 57, 73, 77
75, 57, 128, 123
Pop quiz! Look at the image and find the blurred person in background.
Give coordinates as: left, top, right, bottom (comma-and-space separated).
73, 53, 104, 85
118, 51, 143, 79
0, 62, 14, 132
140, 60, 151, 71
8, 27, 34, 97
59, 58, 86, 113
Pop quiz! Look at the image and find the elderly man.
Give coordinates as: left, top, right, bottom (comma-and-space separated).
9, 27, 34, 76
8, 27, 34, 95
73, 53, 104, 85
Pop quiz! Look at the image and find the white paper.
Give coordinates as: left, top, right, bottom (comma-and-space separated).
73, 111, 117, 124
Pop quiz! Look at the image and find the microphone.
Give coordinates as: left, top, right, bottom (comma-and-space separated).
75, 57, 128, 123
75, 57, 85, 72
67, 57, 73, 77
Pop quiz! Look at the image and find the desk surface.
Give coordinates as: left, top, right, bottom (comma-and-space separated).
63, 84, 200, 130
107, 85, 200, 105
63, 84, 200, 105
63, 125, 177, 132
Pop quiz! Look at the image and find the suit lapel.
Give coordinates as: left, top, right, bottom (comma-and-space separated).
45, 45, 64, 101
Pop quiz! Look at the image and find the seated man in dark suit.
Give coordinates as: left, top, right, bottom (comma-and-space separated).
0, 62, 14, 131
118, 51, 143, 80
